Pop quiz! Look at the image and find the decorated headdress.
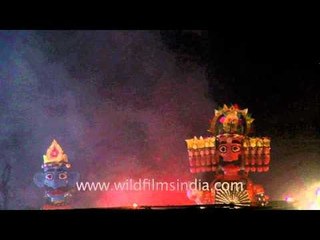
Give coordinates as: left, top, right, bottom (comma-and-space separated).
42, 139, 70, 168
208, 104, 254, 135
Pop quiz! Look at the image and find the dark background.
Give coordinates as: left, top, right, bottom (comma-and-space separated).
162, 28, 320, 137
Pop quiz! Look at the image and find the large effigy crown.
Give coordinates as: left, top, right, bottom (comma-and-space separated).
208, 104, 254, 135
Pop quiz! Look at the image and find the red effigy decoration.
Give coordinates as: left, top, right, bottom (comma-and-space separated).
185, 104, 271, 206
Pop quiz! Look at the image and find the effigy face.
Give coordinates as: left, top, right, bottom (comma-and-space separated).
33, 139, 79, 207
216, 134, 243, 162
43, 164, 69, 189
42, 164, 79, 203
216, 134, 244, 175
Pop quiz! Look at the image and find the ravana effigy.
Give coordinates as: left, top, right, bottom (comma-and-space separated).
185, 104, 271, 207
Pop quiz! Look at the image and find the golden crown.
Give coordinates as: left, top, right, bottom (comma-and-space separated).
208, 104, 254, 135
43, 139, 69, 166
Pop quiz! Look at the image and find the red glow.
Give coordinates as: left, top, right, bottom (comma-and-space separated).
76, 77, 214, 208
50, 148, 59, 157
96, 190, 194, 208
219, 116, 225, 123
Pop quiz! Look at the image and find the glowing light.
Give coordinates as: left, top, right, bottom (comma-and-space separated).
50, 148, 59, 157
293, 183, 320, 210
285, 196, 294, 203
132, 203, 138, 209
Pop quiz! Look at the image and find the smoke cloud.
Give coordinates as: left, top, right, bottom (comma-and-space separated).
0, 31, 214, 209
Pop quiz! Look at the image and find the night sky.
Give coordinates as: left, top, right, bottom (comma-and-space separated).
164, 28, 320, 135
0, 29, 320, 209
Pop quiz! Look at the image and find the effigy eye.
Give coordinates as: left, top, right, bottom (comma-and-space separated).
46, 173, 53, 180
59, 172, 68, 180
232, 146, 241, 152
219, 145, 227, 153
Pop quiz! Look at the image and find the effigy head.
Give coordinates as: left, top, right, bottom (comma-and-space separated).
209, 104, 254, 135
33, 139, 79, 204
215, 134, 245, 175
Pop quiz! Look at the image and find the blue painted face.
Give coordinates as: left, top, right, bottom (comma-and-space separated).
43, 165, 69, 189
33, 164, 80, 204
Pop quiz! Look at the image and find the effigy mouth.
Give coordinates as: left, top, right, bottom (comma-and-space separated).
45, 187, 69, 195
220, 159, 242, 166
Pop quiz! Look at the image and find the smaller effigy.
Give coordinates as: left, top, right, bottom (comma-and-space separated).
33, 139, 80, 210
